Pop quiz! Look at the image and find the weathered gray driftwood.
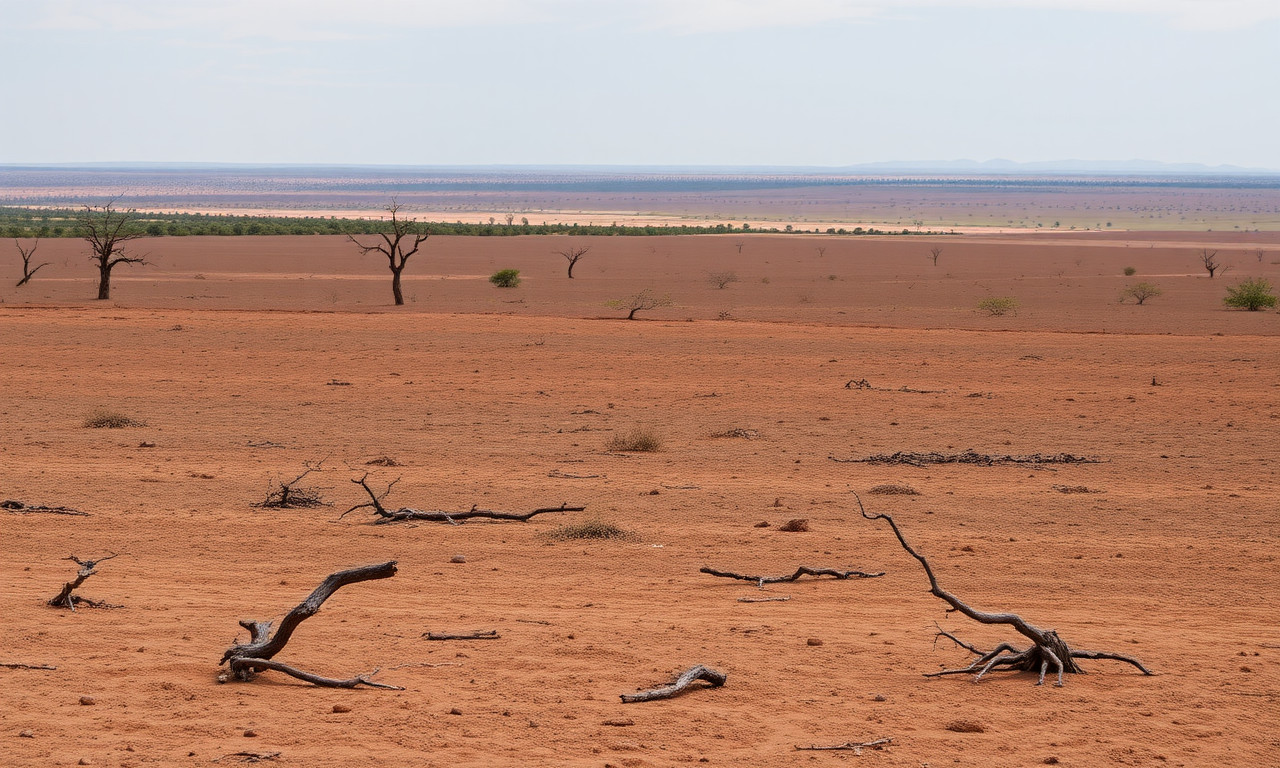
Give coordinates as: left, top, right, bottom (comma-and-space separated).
49, 554, 118, 610
219, 561, 402, 689
621, 665, 726, 703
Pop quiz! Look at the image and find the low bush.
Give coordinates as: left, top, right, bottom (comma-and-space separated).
489, 268, 521, 288
1123, 266, 1137, 276
977, 296, 1019, 316
1223, 277, 1277, 311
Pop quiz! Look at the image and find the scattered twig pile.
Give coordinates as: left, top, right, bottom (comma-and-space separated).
831, 449, 1101, 467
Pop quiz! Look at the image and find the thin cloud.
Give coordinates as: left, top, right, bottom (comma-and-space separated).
9, 0, 1278, 39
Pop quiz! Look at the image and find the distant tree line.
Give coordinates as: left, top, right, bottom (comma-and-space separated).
0, 206, 928, 239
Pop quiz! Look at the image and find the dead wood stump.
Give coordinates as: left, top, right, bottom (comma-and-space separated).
855, 494, 1152, 686
219, 561, 402, 689
48, 554, 119, 610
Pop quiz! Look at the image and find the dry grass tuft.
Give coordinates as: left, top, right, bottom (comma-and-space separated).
546, 519, 634, 541
867, 483, 920, 496
607, 425, 663, 452
82, 408, 146, 429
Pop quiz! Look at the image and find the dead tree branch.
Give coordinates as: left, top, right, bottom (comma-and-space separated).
796, 737, 893, 753
830, 450, 1101, 468
49, 553, 120, 610
423, 630, 499, 641
855, 493, 1152, 686
14, 238, 49, 287
219, 561, 402, 689
341, 475, 583, 524
700, 565, 884, 587
1, 663, 57, 670
557, 245, 591, 278
2, 499, 88, 516
254, 459, 330, 508
620, 665, 726, 703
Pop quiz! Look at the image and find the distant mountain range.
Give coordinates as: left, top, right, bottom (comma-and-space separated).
3, 160, 1276, 176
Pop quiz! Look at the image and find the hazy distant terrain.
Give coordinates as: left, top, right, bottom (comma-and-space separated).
4, 164, 1280, 231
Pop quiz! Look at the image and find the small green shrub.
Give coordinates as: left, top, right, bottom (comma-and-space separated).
82, 408, 146, 428
489, 268, 521, 288
546, 519, 633, 541
1123, 266, 1137, 276
977, 296, 1019, 316
606, 425, 662, 452
1120, 282, 1162, 305
1223, 277, 1278, 311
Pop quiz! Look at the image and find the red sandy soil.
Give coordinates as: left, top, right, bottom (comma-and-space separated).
1, 232, 1277, 767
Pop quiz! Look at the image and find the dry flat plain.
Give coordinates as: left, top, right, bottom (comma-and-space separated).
2, 232, 1278, 767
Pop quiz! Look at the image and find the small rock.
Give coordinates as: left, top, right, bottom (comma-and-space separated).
79, 759, 93, 766
1044, 758, 1060, 765
603, 718, 635, 727
79, 696, 96, 706
945, 720, 985, 733
19, 730, 34, 738
332, 704, 352, 714
450, 554, 466, 564
243, 729, 258, 738
872, 694, 887, 702
778, 518, 809, 532
449, 708, 463, 716
528, 720, 539, 728
753, 521, 770, 528
806, 638, 824, 646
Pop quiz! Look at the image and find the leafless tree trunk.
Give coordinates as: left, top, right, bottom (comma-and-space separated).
855, 494, 1152, 686
349, 201, 429, 305
929, 247, 942, 266
558, 245, 590, 278
14, 238, 49, 287
78, 200, 147, 300
49, 554, 119, 610
1200, 248, 1221, 278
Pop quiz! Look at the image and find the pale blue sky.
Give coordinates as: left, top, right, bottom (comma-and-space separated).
3, 0, 1278, 168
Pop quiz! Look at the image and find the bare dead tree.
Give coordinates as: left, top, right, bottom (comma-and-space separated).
621, 665, 726, 703
348, 201, 429, 305
219, 561, 402, 689
557, 245, 591, 278
1200, 248, 1222, 278
855, 494, 1152, 686
341, 474, 584, 524
606, 288, 673, 320
929, 246, 943, 266
734, 241, 745, 254
49, 553, 120, 610
505, 212, 515, 226
706, 270, 739, 289
700, 565, 884, 586
78, 200, 147, 300
816, 246, 827, 258
14, 238, 49, 287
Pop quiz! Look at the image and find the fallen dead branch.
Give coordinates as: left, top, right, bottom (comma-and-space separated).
254, 460, 330, 508
219, 561, 403, 689
212, 752, 281, 764
2, 499, 88, 516
341, 474, 584, 524
423, 630, 500, 641
621, 665, 726, 703
831, 449, 1101, 468
737, 595, 791, 603
49, 554, 120, 610
1, 663, 57, 670
855, 493, 1152, 686
701, 565, 884, 587
795, 737, 893, 753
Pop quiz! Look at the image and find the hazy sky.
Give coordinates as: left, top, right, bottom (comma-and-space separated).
3, 0, 1278, 167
